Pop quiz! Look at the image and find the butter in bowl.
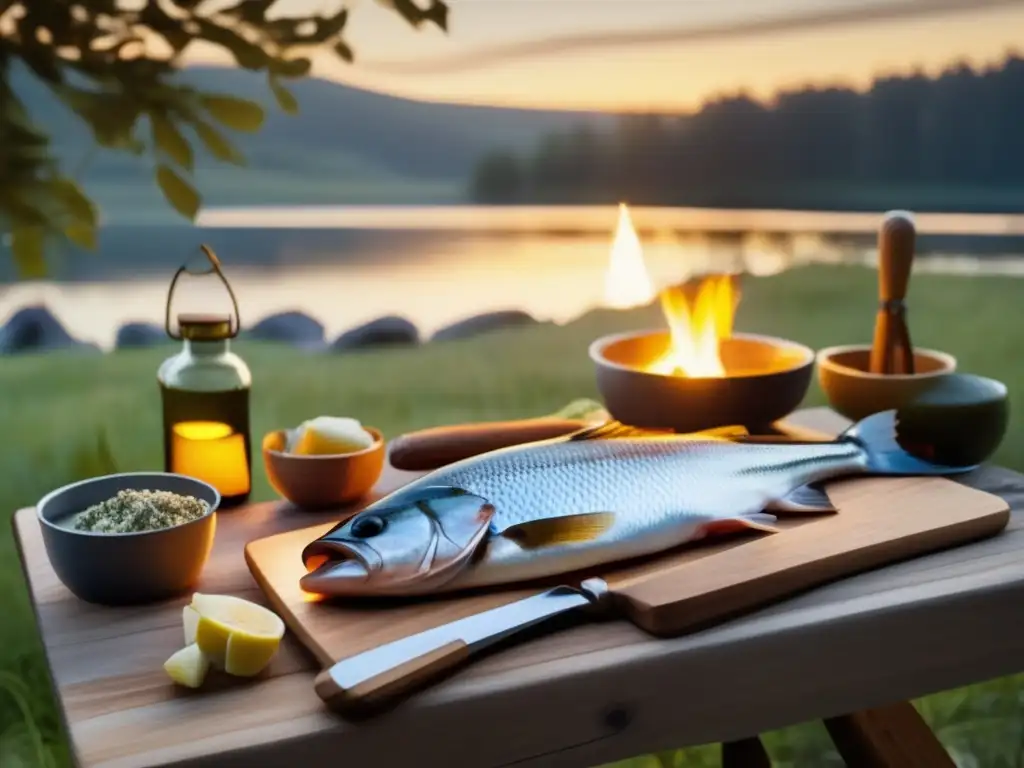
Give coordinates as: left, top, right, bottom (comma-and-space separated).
262, 416, 386, 511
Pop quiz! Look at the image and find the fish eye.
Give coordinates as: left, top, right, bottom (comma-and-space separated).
350, 514, 386, 539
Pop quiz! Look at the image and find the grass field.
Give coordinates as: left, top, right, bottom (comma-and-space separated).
2, 264, 1024, 766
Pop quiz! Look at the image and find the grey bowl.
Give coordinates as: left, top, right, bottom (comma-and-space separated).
37, 472, 221, 606
590, 329, 816, 433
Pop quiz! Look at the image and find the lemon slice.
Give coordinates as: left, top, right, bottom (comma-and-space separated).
183, 605, 200, 645
190, 593, 286, 677
292, 416, 373, 456
164, 643, 210, 688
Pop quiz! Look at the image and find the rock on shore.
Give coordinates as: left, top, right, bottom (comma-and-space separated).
330, 315, 420, 351
244, 310, 326, 349
0, 306, 99, 355
0, 305, 549, 357
115, 322, 167, 350
431, 310, 539, 342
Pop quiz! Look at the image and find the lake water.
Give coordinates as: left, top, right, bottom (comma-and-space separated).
5, 204, 1024, 351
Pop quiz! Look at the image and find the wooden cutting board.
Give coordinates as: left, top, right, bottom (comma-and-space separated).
245, 471, 1010, 695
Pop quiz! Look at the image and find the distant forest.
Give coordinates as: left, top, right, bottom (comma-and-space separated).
469, 54, 1024, 212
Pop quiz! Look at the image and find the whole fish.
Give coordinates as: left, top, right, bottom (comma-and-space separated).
299, 411, 974, 598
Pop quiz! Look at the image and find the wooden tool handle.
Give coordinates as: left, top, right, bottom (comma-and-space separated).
876, 210, 916, 302
870, 210, 917, 374
388, 418, 589, 470
314, 640, 470, 714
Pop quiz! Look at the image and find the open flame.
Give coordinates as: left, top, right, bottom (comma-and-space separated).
603, 203, 656, 309
647, 275, 739, 377
602, 203, 740, 378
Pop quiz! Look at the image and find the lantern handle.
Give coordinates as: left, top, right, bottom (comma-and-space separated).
165, 244, 241, 340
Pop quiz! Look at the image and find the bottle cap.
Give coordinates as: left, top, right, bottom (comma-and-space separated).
178, 313, 233, 341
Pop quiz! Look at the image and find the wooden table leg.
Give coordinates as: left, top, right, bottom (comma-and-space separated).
823, 701, 955, 767
721, 736, 772, 767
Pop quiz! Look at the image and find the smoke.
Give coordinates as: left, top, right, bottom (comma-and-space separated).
358, 0, 1021, 75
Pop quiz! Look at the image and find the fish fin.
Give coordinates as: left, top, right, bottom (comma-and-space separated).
766, 483, 836, 514
693, 425, 750, 439
701, 513, 780, 537
500, 512, 617, 549
842, 410, 979, 475
568, 420, 670, 441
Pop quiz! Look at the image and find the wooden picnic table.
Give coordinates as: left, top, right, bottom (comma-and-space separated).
11, 406, 1024, 768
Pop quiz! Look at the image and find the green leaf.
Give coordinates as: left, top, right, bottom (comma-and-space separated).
269, 78, 299, 115
333, 40, 354, 63
154, 164, 201, 220
220, 0, 275, 24
268, 56, 312, 78
195, 19, 269, 70
54, 87, 141, 150
199, 95, 265, 132
315, 8, 349, 38
383, 0, 448, 31
64, 222, 97, 250
10, 228, 47, 279
193, 121, 246, 165
50, 177, 98, 226
150, 113, 194, 170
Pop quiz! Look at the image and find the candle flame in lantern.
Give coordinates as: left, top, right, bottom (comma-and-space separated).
603, 203, 656, 309
647, 275, 740, 378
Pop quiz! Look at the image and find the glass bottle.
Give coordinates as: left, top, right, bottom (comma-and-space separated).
158, 245, 252, 508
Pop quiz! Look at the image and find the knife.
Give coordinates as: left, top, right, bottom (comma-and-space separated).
313, 578, 610, 713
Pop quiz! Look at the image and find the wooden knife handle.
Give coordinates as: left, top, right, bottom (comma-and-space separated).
314, 640, 470, 714
388, 417, 589, 470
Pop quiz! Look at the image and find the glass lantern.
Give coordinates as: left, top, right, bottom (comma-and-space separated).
158, 245, 252, 508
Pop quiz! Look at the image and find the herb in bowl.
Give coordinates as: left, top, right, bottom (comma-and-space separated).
72, 490, 208, 534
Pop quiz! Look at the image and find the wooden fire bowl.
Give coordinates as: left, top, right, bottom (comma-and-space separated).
589, 330, 815, 434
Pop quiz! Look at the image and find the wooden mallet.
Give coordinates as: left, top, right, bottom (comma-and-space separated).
870, 210, 917, 375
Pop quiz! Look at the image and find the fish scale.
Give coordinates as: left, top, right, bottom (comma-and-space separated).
299, 412, 969, 598
418, 435, 869, 590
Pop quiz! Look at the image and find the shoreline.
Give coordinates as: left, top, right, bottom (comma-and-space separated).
3, 259, 1024, 357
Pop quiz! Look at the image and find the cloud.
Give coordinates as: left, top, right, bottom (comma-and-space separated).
358, 0, 1018, 75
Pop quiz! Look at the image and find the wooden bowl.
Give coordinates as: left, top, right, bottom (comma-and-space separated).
262, 427, 386, 511
589, 330, 815, 433
816, 344, 957, 422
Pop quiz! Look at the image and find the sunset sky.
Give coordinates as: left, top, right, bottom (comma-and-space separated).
194, 0, 1024, 112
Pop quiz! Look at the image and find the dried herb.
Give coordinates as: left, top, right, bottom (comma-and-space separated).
73, 490, 207, 534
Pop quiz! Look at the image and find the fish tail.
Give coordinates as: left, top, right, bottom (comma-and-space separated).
841, 410, 979, 475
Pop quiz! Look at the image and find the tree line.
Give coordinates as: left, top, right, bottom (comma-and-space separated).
469, 53, 1024, 212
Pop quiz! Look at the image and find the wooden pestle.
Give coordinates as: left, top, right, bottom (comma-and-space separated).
869, 210, 917, 375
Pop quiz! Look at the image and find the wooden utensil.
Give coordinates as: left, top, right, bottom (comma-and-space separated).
870, 210, 917, 375
388, 417, 593, 471
246, 473, 1009, 716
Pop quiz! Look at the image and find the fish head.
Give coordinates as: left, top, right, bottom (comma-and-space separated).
299, 486, 496, 597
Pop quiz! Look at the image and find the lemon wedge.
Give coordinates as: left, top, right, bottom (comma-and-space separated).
164, 643, 210, 688
190, 593, 286, 677
183, 605, 200, 645
291, 416, 373, 456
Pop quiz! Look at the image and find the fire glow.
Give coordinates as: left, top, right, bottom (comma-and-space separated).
602, 203, 740, 378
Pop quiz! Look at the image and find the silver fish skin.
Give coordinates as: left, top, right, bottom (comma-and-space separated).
299, 412, 975, 598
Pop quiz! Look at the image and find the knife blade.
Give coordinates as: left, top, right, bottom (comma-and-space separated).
313, 578, 610, 713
